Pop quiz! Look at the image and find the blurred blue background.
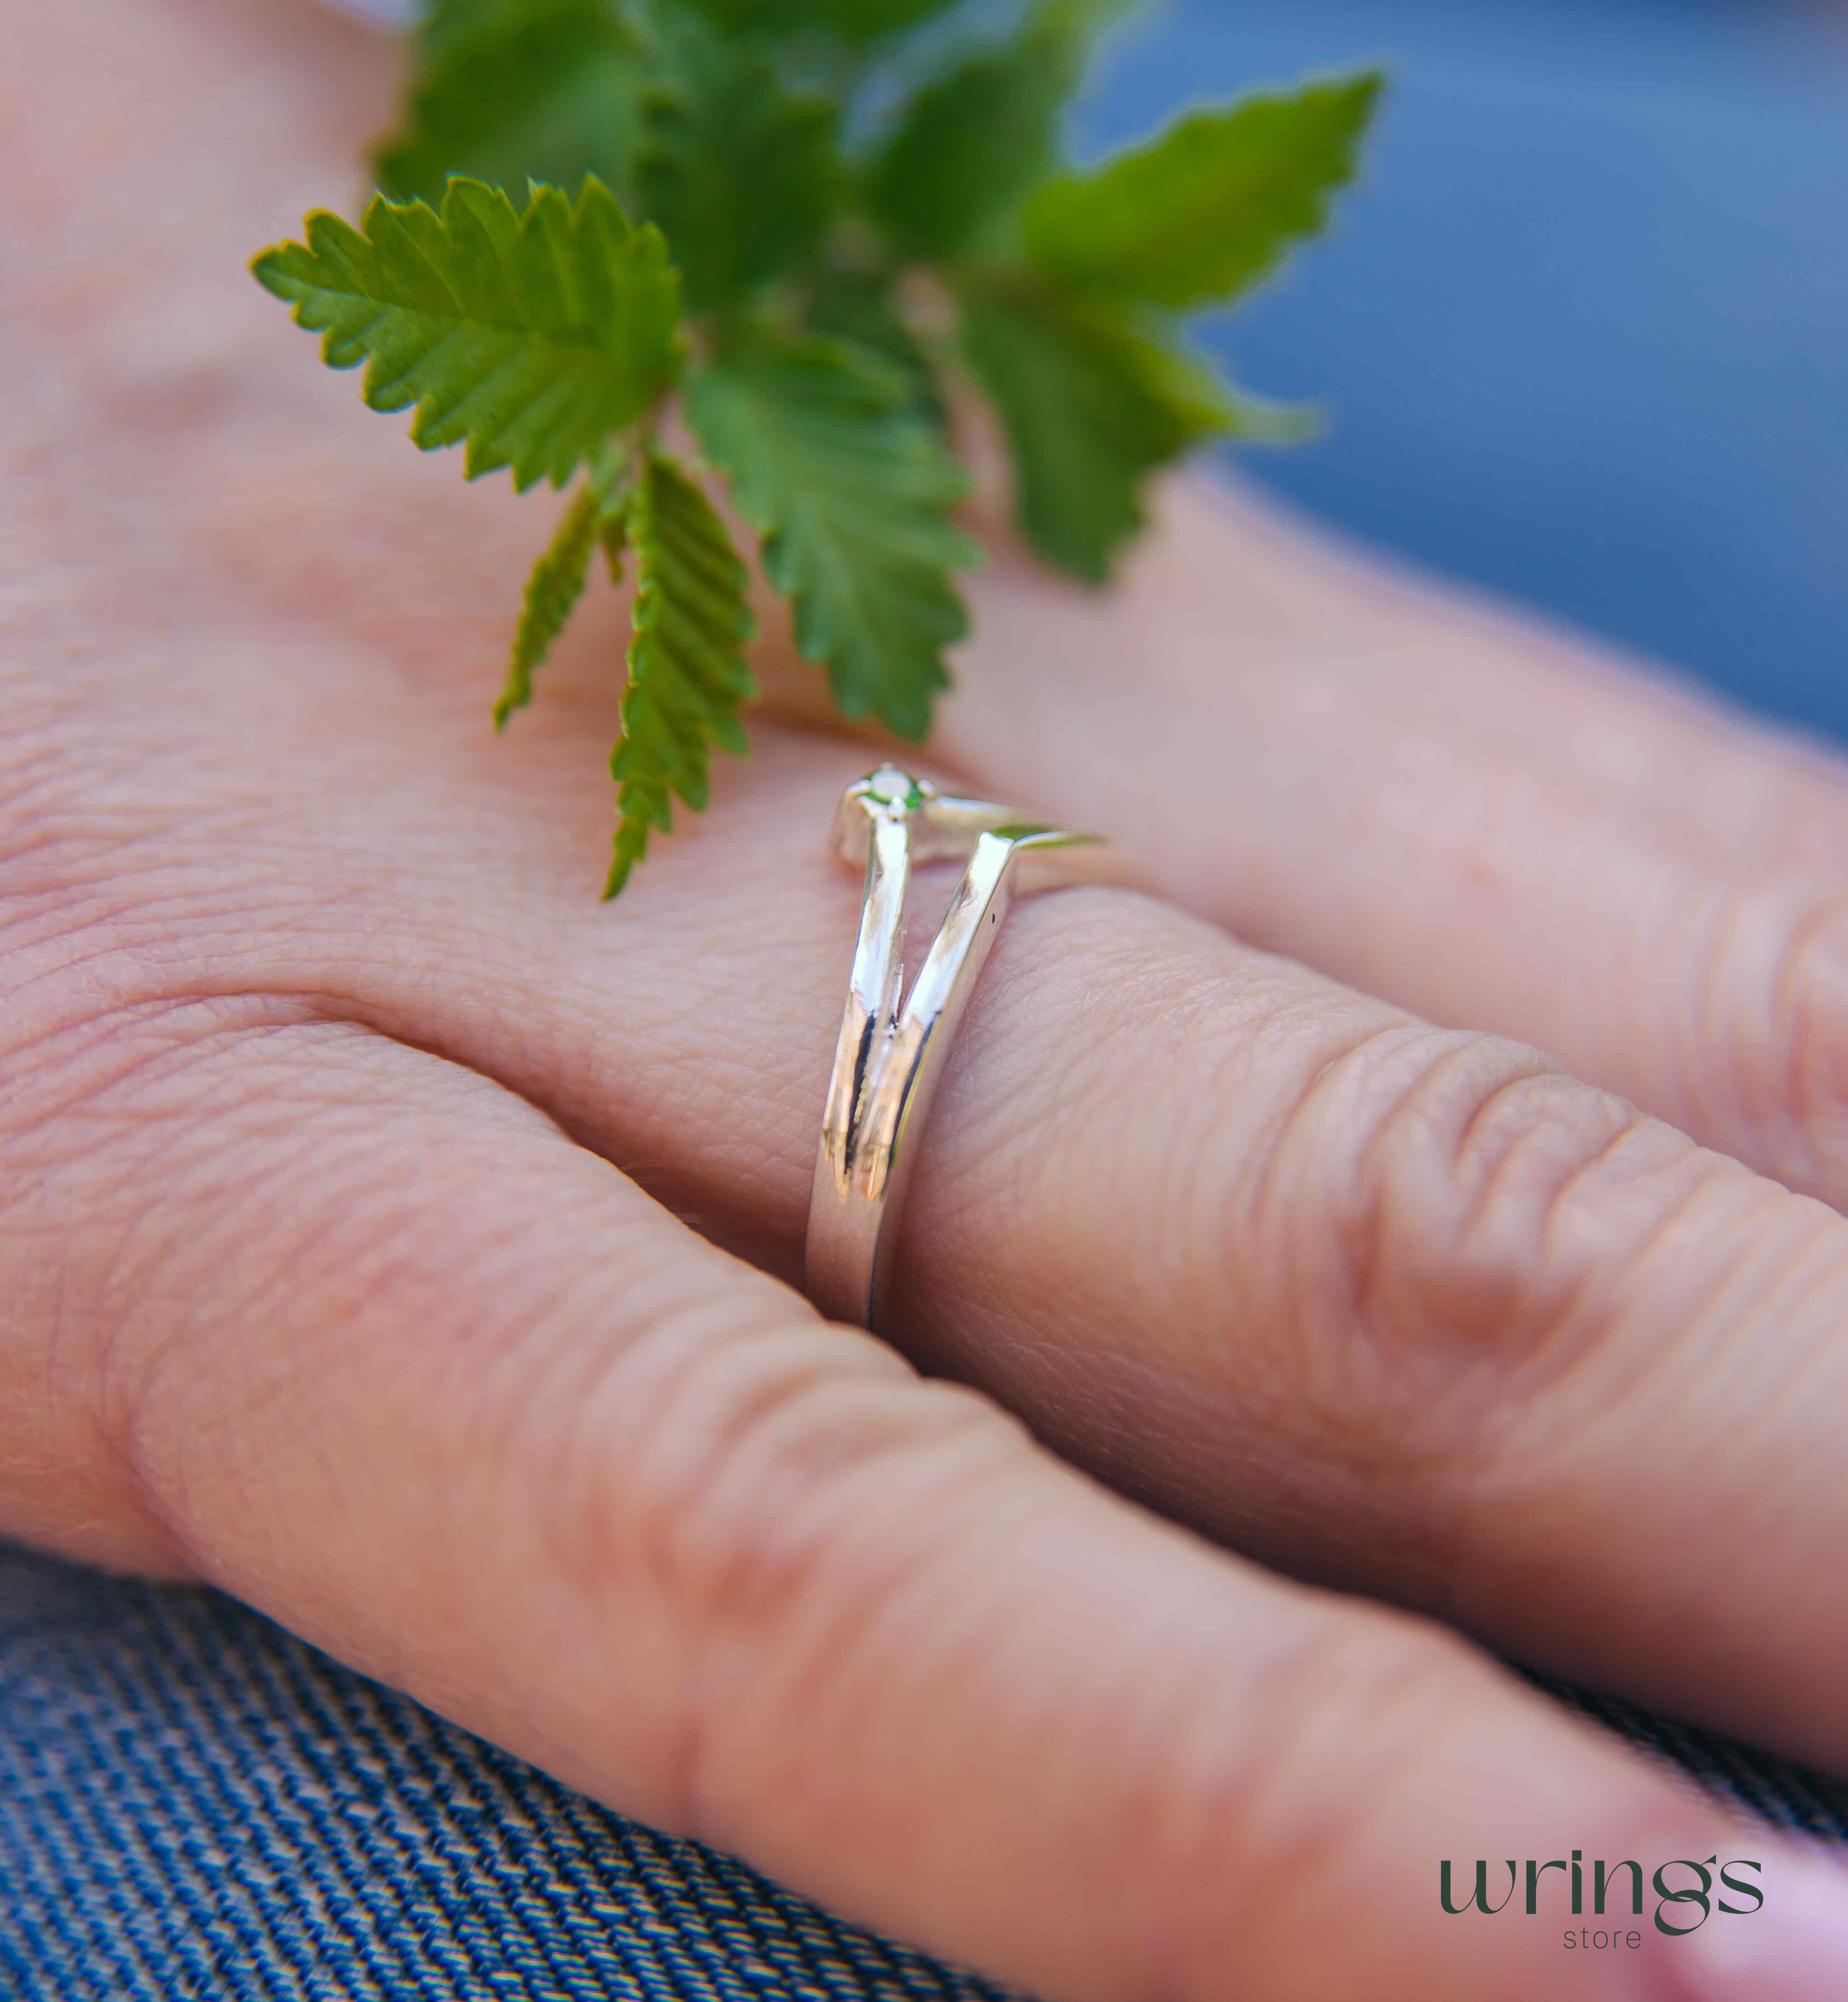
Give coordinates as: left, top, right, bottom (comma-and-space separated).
1078, 0, 1847, 740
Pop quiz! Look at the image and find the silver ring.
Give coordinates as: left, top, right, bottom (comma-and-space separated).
804, 766, 1140, 1331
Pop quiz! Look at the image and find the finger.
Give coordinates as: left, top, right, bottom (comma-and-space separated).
928, 474, 1848, 1212
891, 883, 1848, 1769
0, 1008, 1817, 2002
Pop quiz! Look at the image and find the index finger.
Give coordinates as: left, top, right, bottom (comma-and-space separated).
3, 1006, 1832, 2002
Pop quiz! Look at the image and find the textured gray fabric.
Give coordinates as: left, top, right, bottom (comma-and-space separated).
3, 1542, 1844, 2000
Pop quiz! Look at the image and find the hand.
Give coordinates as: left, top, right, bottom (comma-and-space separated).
6, 4, 1848, 1999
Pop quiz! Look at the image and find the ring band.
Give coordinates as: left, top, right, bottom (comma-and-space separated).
804, 766, 1138, 1331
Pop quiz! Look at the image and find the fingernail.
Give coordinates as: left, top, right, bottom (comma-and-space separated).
1650, 1846, 1848, 2001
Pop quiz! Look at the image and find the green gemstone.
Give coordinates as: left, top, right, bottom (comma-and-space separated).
864, 765, 923, 811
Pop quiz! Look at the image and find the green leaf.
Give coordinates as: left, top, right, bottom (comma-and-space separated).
252, 176, 683, 492
607, 453, 757, 898
806, 275, 943, 423
419, 0, 543, 53
1021, 70, 1383, 310
685, 334, 978, 741
689, 0, 962, 41
634, 15, 840, 313
962, 279, 1289, 582
600, 511, 629, 584
374, 0, 649, 207
865, 1, 1098, 258
495, 482, 607, 727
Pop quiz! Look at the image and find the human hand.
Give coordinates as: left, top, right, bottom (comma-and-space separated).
6, 4, 1848, 1999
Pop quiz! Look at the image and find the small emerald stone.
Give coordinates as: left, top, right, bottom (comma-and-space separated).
864, 766, 923, 811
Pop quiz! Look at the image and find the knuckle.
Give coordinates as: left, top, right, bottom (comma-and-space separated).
1233, 1012, 1715, 1528
536, 1307, 1028, 1834
1646, 879, 1848, 1200
1739, 886, 1848, 1195
1150, 1608, 1491, 1977
6, 1017, 415, 1571
1313, 1025, 1680, 1382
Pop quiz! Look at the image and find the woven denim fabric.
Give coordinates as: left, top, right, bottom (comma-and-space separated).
1536, 1677, 1848, 1846
0, 1544, 1020, 2002
4, 1543, 1846, 2002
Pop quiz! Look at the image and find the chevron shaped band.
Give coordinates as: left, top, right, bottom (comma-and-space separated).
803, 766, 1140, 1332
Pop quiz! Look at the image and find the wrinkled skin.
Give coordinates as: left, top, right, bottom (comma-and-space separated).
6, 3, 1848, 1998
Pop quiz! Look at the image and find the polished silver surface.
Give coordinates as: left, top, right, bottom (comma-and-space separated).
804, 766, 1138, 1331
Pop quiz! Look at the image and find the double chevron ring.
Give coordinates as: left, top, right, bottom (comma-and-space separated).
803, 766, 1139, 1332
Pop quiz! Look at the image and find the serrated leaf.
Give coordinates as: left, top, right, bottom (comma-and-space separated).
634, 14, 840, 313
806, 276, 943, 423
496, 483, 606, 727
1022, 70, 1382, 311
865, 0, 1098, 258
252, 176, 682, 492
689, 0, 961, 41
607, 453, 757, 897
375, 0, 650, 209
685, 335, 978, 741
963, 280, 1289, 582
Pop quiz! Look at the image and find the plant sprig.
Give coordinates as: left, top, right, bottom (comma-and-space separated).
254, 0, 1380, 894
